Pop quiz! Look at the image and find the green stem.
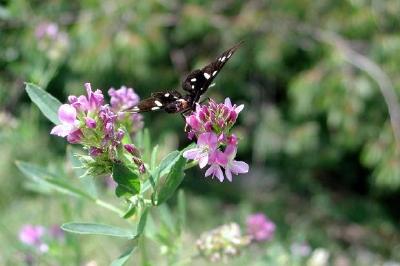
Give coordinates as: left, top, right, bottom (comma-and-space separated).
94, 199, 124, 216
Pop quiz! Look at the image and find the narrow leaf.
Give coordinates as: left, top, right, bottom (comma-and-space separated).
25, 83, 61, 125
142, 150, 181, 193
111, 244, 137, 266
16, 161, 94, 200
154, 154, 186, 205
136, 208, 149, 236
122, 204, 136, 219
61, 223, 134, 238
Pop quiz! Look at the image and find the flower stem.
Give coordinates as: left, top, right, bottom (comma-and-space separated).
94, 199, 124, 216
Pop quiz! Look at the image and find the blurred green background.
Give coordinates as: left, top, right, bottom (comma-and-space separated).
1, 0, 400, 265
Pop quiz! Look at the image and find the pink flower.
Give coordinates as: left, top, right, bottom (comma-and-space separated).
19, 225, 45, 246
85, 83, 104, 111
223, 144, 249, 182
205, 150, 227, 182
68, 83, 104, 112
35, 22, 59, 40
108, 86, 140, 111
224, 98, 244, 123
185, 98, 243, 137
183, 132, 218, 168
109, 86, 143, 135
184, 98, 249, 182
50, 104, 80, 140
246, 213, 275, 242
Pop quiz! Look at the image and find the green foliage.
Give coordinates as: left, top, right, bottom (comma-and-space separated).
25, 83, 61, 125
112, 163, 141, 198
2, 0, 400, 264
61, 223, 135, 238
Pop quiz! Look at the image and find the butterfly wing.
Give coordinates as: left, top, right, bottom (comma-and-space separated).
128, 90, 189, 113
181, 41, 243, 103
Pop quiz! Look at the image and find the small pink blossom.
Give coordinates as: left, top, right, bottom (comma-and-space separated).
85, 83, 104, 111
35, 22, 59, 40
246, 213, 275, 242
19, 225, 45, 246
108, 86, 140, 111
222, 144, 249, 182
183, 132, 218, 168
108, 86, 143, 135
50, 104, 79, 141
204, 151, 226, 182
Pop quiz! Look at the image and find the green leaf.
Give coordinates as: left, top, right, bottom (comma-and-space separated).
61, 223, 135, 238
156, 151, 181, 179
122, 204, 136, 219
16, 161, 94, 200
177, 190, 186, 235
111, 244, 137, 266
150, 145, 159, 171
25, 83, 62, 125
142, 149, 188, 194
136, 208, 149, 236
112, 163, 141, 198
154, 154, 187, 205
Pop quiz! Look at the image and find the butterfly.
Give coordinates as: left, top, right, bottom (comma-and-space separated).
127, 41, 243, 114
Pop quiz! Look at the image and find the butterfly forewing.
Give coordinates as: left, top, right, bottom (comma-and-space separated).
127, 42, 242, 114
182, 42, 243, 102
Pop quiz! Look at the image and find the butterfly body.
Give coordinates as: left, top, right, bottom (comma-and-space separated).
127, 42, 242, 114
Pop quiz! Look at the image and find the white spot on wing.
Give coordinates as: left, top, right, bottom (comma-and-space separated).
191, 78, 197, 82
154, 100, 163, 107
209, 83, 216, 88
204, 73, 211, 79
132, 107, 140, 111
212, 70, 217, 76
191, 85, 195, 89
221, 56, 226, 62
151, 106, 160, 110
164, 93, 170, 97
227, 53, 232, 58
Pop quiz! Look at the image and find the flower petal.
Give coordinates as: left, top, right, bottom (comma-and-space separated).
50, 124, 72, 137
205, 164, 216, 177
215, 166, 225, 182
224, 97, 232, 108
58, 104, 76, 124
215, 150, 228, 166
183, 148, 202, 160
197, 132, 217, 148
198, 154, 209, 169
225, 168, 233, 182
230, 160, 249, 174
235, 104, 244, 114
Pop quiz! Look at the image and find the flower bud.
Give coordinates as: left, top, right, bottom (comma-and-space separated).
85, 117, 96, 128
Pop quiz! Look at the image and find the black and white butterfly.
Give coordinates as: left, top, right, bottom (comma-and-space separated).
127, 42, 243, 114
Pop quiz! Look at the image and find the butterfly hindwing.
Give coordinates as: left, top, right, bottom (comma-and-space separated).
129, 90, 189, 113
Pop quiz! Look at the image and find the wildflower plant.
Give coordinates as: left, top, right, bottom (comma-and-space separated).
20, 82, 249, 264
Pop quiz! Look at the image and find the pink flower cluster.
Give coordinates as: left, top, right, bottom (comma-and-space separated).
109, 86, 143, 135
246, 213, 275, 242
51, 84, 143, 159
19, 224, 64, 253
183, 98, 248, 182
